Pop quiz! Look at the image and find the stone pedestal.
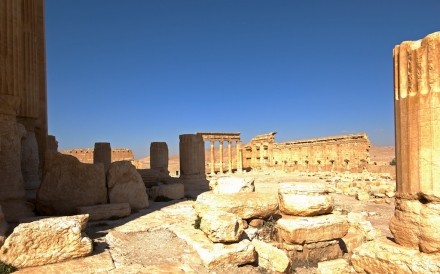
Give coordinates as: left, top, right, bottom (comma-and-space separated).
391, 31, 440, 252
93, 142, 111, 171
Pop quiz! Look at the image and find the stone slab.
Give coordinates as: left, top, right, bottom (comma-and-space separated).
76, 203, 131, 221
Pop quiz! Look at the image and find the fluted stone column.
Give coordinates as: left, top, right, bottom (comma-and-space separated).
210, 140, 215, 174
389, 31, 440, 253
219, 141, 224, 174
228, 141, 232, 173
150, 142, 169, 175
236, 140, 243, 172
94, 142, 111, 171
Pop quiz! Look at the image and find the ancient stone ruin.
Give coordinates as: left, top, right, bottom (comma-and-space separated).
2, 1, 440, 273
62, 147, 135, 164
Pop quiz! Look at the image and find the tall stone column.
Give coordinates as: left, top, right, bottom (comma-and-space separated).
179, 134, 205, 179
236, 140, 242, 172
94, 142, 111, 171
150, 142, 169, 175
228, 141, 232, 173
210, 140, 215, 174
389, 31, 440, 253
219, 141, 223, 174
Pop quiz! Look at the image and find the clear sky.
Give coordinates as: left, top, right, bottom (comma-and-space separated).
45, 1, 440, 158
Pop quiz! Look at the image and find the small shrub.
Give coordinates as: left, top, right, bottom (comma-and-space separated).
194, 216, 202, 229
154, 195, 173, 202
0, 261, 17, 274
390, 158, 396, 166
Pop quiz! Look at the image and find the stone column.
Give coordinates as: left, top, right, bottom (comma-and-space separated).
210, 140, 215, 174
94, 142, 111, 171
389, 31, 440, 253
47, 135, 58, 152
219, 141, 223, 174
179, 134, 205, 178
228, 141, 232, 173
150, 142, 169, 175
236, 141, 242, 172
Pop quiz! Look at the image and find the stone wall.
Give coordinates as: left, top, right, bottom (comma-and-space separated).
62, 148, 135, 163
243, 133, 371, 173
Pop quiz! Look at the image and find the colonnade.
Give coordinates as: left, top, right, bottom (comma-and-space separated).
197, 132, 243, 174
208, 139, 243, 174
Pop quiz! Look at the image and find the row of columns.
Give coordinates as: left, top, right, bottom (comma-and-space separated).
209, 140, 242, 174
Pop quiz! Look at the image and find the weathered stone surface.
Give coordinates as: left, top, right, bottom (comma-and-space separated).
0, 200, 34, 224
93, 142, 111, 171
21, 130, 40, 202
393, 32, 440, 198
390, 197, 440, 253
200, 211, 243, 243
356, 192, 370, 201
347, 212, 379, 241
278, 182, 333, 217
252, 239, 290, 273
0, 97, 34, 222
194, 191, 278, 219
317, 259, 351, 274
16, 250, 114, 274
76, 203, 131, 221
107, 161, 149, 210
280, 240, 343, 268
150, 142, 169, 175
36, 151, 107, 215
276, 214, 348, 244
171, 225, 256, 269
0, 215, 93, 268
149, 183, 184, 200
0, 206, 7, 246
107, 263, 195, 274
352, 238, 440, 274
211, 176, 255, 194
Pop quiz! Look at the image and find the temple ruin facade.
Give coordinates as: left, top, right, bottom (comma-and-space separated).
243, 132, 371, 173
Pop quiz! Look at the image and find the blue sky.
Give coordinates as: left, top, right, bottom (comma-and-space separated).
45, 1, 440, 158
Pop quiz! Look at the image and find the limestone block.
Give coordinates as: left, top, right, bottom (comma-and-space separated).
36, 151, 107, 215
137, 168, 160, 188
148, 183, 184, 200
211, 176, 255, 194
170, 224, 256, 269
276, 214, 348, 244
0, 206, 7, 247
16, 250, 114, 274
351, 239, 440, 274
278, 182, 333, 216
390, 197, 440, 253
194, 192, 278, 219
347, 212, 379, 241
356, 192, 370, 201
341, 233, 364, 254
0, 215, 93, 268
317, 259, 351, 274
76, 203, 131, 221
282, 240, 343, 268
200, 211, 244, 243
252, 239, 290, 273
107, 161, 149, 210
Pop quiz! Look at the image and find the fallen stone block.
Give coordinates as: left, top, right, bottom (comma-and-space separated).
200, 211, 243, 243
276, 214, 348, 244
76, 203, 131, 221
278, 182, 333, 216
0, 214, 93, 268
211, 176, 255, 194
107, 161, 149, 210
252, 239, 290, 273
317, 258, 351, 274
36, 151, 107, 215
149, 183, 184, 200
281, 240, 343, 268
194, 191, 278, 219
352, 238, 440, 274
